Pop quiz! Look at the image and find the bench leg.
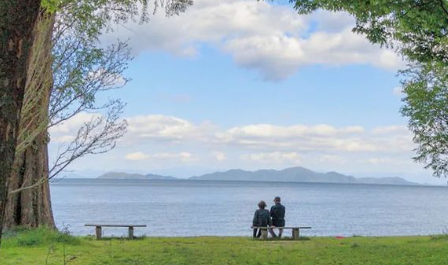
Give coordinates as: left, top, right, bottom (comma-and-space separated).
261, 229, 268, 240
128, 226, 134, 239
292, 228, 299, 240
95, 226, 102, 240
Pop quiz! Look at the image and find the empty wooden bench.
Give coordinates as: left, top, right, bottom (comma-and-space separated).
252, 226, 312, 240
85, 224, 147, 240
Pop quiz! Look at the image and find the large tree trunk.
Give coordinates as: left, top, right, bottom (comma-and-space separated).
4, 133, 54, 229
4, 12, 56, 230
0, 0, 42, 243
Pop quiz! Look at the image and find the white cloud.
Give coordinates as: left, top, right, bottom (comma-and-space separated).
49, 112, 101, 143
312, 10, 355, 33
222, 124, 363, 139
319, 155, 347, 165
114, 113, 415, 155
125, 151, 197, 162
212, 151, 227, 162
125, 152, 150, 161
363, 157, 412, 166
50, 113, 426, 179
153, 152, 196, 161
225, 27, 403, 80
53, 114, 414, 157
365, 158, 389, 165
336, 140, 378, 152
217, 124, 379, 152
103, 0, 404, 81
373, 125, 409, 135
241, 152, 302, 164
123, 114, 207, 143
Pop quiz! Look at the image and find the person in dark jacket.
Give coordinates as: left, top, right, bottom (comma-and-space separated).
269, 196, 286, 238
252, 200, 272, 238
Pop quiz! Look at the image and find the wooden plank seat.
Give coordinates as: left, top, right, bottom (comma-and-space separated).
252, 226, 312, 240
85, 224, 147, 240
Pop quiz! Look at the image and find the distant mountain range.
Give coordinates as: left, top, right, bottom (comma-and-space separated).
97, 172, 176, 180
97, 167, 418, 186
190, 167, 417, 185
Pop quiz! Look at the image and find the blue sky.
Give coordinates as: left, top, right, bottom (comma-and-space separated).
113, 52, 402, 127
49, 0, 442, 184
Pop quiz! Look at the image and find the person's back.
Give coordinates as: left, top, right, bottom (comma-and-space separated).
269, 196, 286, 238
253, 208, 271, 227
270, 202, 285, 227
252, 200, 271, 238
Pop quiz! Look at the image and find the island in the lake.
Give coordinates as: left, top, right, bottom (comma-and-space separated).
97, 166, 418, 186
98, 172, 177, 180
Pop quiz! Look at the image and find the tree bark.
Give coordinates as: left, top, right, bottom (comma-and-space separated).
4, 12, 56, 230
0, 0, 42, 242
5, 133, 54, 229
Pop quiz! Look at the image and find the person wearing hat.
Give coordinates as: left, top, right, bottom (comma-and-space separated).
269, 196, 285, 238
252, 200, 272, 238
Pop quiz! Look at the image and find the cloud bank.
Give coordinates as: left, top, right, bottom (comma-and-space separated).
50, 113, 418, 175
103, 0, 404, 80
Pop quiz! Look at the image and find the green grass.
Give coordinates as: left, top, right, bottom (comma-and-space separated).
2, 227, 80, 247
1, 228, 448, 265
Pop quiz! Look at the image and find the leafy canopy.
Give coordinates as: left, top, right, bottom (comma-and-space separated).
292, 0, 448, 177
293, 0, 448, 62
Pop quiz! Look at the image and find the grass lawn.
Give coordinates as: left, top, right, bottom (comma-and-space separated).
1, 228, 448, 265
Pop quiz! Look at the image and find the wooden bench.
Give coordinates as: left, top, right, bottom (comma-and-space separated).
85, 224, 147, 240
252, 226, 312, 240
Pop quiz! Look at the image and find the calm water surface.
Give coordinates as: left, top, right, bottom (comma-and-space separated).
51, 179, 448, 237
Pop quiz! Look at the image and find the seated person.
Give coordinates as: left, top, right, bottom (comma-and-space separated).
269, 196, 285, 238
252, 200, 272, 238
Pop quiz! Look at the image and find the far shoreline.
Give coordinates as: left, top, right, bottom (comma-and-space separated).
50, 177, 448, 188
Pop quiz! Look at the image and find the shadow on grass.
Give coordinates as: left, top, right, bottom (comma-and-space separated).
86, 235, 147, 241
252, 236, 311, 241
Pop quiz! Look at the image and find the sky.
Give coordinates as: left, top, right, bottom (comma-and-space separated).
49, 0, 443, 184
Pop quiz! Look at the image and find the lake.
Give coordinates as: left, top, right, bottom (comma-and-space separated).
51, 179, 448, 237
